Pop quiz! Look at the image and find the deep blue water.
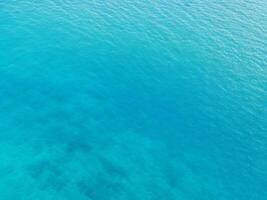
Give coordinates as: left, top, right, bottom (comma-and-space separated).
0, 0, 267, 199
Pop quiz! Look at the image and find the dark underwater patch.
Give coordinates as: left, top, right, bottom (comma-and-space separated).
26, 159, 66, 192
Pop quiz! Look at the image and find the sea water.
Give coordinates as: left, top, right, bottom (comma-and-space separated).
0, 0, 266, 199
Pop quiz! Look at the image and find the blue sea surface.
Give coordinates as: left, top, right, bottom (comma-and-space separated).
0, 0, 267, 199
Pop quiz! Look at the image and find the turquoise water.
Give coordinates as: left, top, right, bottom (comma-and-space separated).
0, 0, 267, 199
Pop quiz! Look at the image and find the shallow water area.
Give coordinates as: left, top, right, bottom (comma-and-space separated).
0, 0, 267, 199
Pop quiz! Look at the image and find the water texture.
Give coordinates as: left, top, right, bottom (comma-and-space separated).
0, 0, 267, 199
